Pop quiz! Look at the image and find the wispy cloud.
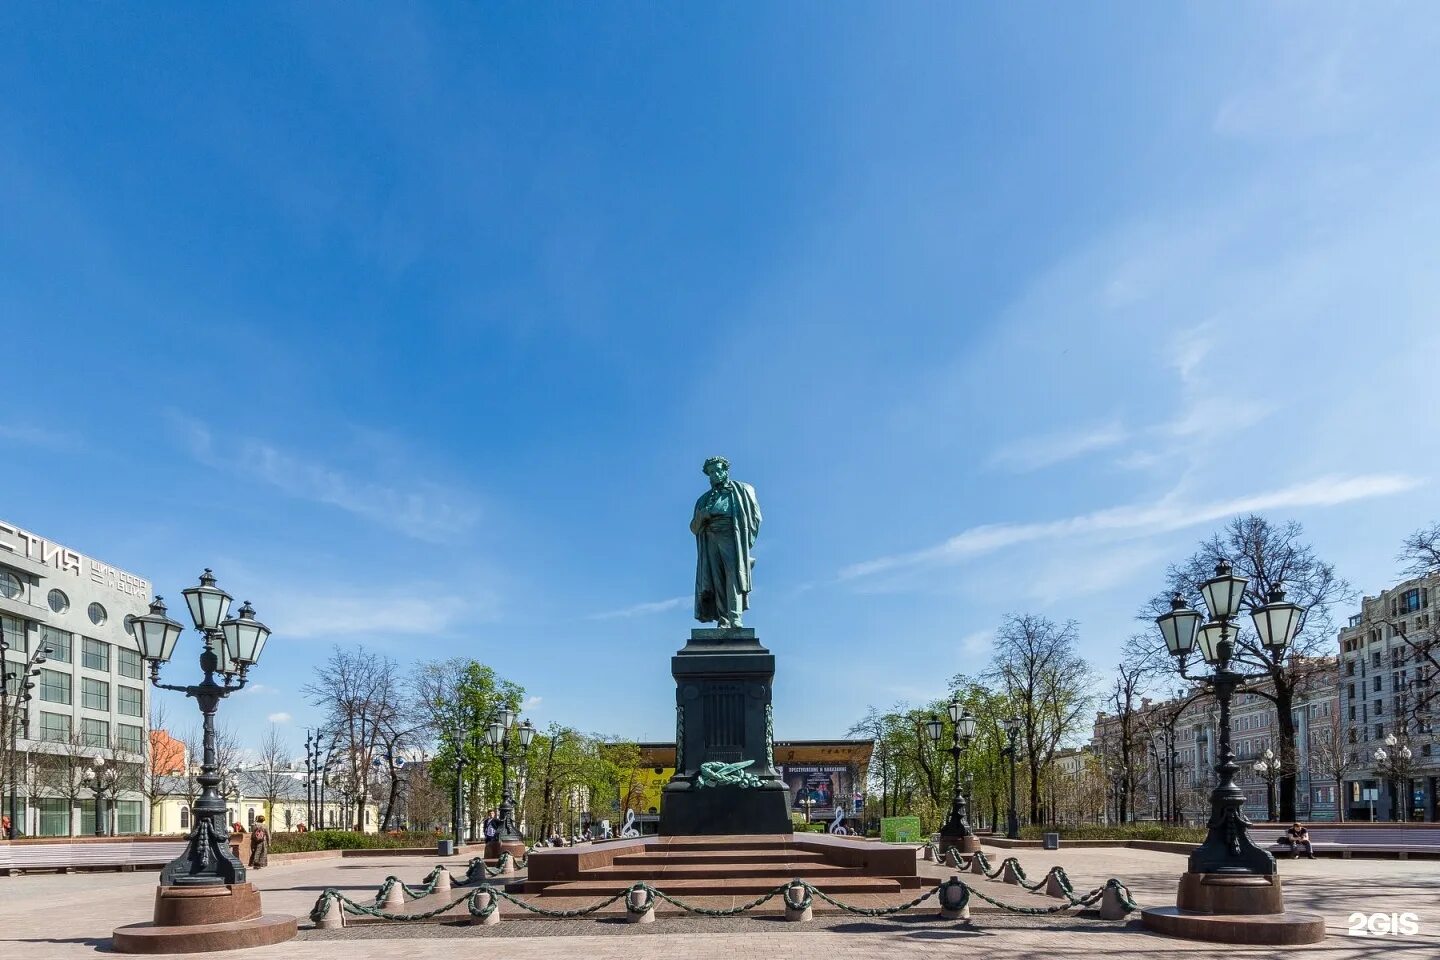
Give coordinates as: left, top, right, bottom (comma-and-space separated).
267, 712, 292, 724
0, 424, 81, 451
587, 596, 689, 620
841, 473, 1422, 582
263, 587, 477, 640
168, 413, 480, 543
523, 695, 542, 709
988, 422, 1128, 472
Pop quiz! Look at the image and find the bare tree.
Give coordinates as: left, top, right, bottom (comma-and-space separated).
1100, 658, 1147, 823
304, 646, 406, 830
255, 725, 292, 826
1307, 702, 1353, 823
987, 615, 1093, 824
1140, 516, 1351, 821
34, 733, 92, 836
1399, 523, 1440, 578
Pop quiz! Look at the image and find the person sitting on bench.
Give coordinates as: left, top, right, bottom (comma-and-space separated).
1279, 822, 1315, 858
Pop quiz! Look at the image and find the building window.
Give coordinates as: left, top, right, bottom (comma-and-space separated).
117, 647, 142, 679
117, 685, 143, 717
1346, 662, 1355, 676
1373, 651, 1382, 668
37, 798, 70, 837
82, 677, 110, 711
1401, 588, 1422, 613
1348, 704, 1356, 720
82, 637, 110, 672
1375, 723, 1386, 740
180, 806, 191, 829
117, 723, 144, 753
47, 588, 69, 613
39, 711, 71, 741
82, 717, 109, 747
116, 800, 142, 834
39, 668, 71, 704
1374, 700, 1383, 715
1374, 676, 1383, 692
0, 614, 26, 652
41, 626, 72, 663
87, 602, 108, 626
0, 570, 23, 600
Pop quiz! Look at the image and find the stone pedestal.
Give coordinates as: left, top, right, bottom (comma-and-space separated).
659, 629, 792, 835
1141, 872, 1325, 945
485, 838, 528, 862
111, 883, 297, 954
938, 832, 981, 855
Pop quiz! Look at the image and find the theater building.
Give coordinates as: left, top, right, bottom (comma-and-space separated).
0, 519, 153, 835
622, 739, 872, 835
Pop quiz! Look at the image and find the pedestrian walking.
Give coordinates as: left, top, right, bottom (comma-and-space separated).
249, 815, 271, 869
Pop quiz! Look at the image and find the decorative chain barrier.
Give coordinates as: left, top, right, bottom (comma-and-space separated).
312, 874, 1138, 928
922, 843, 1136, 909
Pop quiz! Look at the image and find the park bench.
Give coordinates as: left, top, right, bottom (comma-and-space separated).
0, 839, 188, 876
1265, 826, 1440, 860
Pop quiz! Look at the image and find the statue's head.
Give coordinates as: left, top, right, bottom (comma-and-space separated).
702, 456, 730, 486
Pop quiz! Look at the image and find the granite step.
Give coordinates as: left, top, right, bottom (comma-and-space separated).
611, 850, 831, 866
539, 876, 904, 897
576, 863, 864, 881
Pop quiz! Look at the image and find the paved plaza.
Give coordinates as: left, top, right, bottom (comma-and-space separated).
2, 845, 1437, 959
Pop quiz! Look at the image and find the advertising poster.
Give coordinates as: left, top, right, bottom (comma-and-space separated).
780, 764, 852, 817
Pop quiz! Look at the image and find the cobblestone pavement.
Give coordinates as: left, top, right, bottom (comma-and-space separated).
2, 844, 1436, 959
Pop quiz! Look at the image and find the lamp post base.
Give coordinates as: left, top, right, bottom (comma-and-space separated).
938, 832, 981, 854
111, 884, 297, 954
486, 838, 528, 862
1140, 873, 1324, 945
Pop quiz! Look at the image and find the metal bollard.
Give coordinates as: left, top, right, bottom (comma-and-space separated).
380, 880, 406, 910
938, 877, 969, 921
471, 890, 501, 926
1001, 860, 1023, 886
626, 887, 656, 924
316, 895, 346, 929
784, 883, 812, 922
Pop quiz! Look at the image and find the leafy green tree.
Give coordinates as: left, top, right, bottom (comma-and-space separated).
410, 658, 523, 837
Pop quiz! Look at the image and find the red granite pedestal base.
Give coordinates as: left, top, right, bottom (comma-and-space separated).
111, 884, 297, 954
486, 838, 528, 861
938, 833, 981, 854
1141, 873, 1325, 945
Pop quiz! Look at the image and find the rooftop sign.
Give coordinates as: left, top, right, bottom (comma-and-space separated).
0, 519, 150, 599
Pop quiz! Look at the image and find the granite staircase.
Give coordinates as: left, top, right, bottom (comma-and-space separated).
528, 835, 920, 898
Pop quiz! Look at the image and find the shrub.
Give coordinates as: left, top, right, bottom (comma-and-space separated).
270, 830, 441, 853
1017, 824, 1206, 843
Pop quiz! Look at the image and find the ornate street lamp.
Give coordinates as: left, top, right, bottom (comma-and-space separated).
485, 711, 533, 858
111, 570, 294, 954
926, 699, 979, 853
1141, 562, 1322, 944
84, 756, 120, 836
1253, 749, 1280, 823
1002, 716, 1022, 838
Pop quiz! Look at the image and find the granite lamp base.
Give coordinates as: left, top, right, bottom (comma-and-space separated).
1140, 872, 1325, 945
111, 883, 297, 954
938, 833, 981, 854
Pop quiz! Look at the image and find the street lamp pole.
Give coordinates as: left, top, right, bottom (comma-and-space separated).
128, 570, 273, 886
1002, 717, 1021, 839
485, 708, 534, 858
2, 621, 50, 839
1142, 560, 1323, 943
926, 699, 978, 853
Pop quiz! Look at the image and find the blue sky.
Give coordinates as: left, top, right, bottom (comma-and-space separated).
4, 4, 1439, 755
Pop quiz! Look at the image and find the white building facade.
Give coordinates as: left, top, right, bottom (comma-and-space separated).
0, 519, 152, 835
1336, 573, 1438, 821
